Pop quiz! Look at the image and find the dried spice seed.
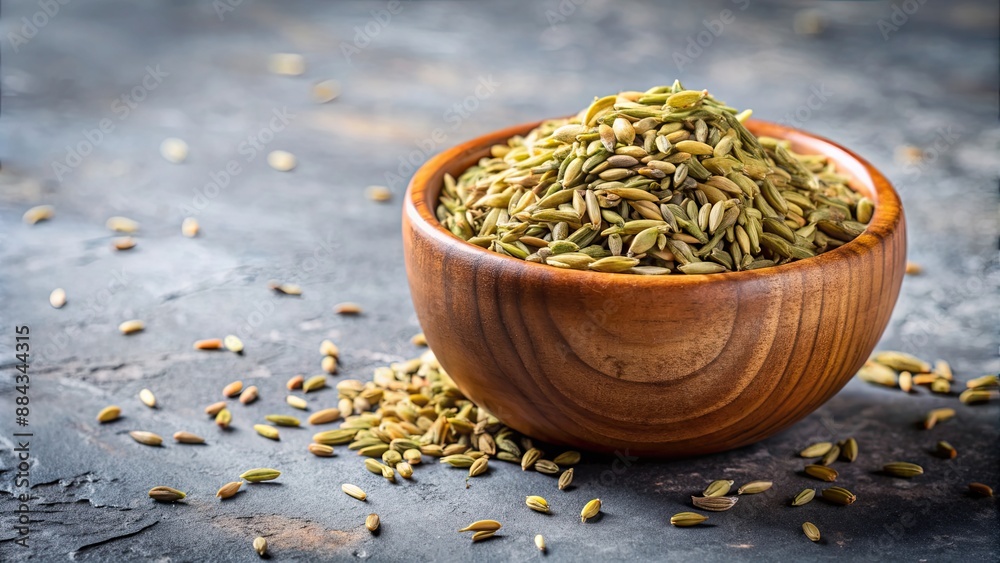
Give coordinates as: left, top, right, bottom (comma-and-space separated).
338, 378, 365, 395
381, 465, 396, 483
351, 438, 384, 451
205, 401, 226, 416
737, 481, 773, 495
365, 458, 386, 475
308, 443, 335, 457
321, 355, 338, 374
367, 185, 392, 202
444, 443, 470, 456
342, 483, 367, 500
239, 386, 259, 405
930, 378, 951, 394
194, 338, 223, 350
253, 536, 267, 557
922, 407, 955, 430
313, 79, 341, 103
359, 444, 390, 457
534, 460, 560, 475
397, 462, 414, 478
969, 483, 993, 497
840, 438, 859, 462
872, 351, 931, 374
580, 499, 601, 523
173, 431, 205, 444
804, 465, 838, 482
287, 375, 305, 390
802, 522, 820, 542
960, 389, 999, 404
799, 442, 834, 458
160, 137, 188, 163
112, 236, 137, 251
285, 395, 309, 411
935, 441, 957, 459
526, 495, 550, 513
857, 362, 897, 387
334, 302, 363, 315
303, 375, 327, 392
441, 455, 476, 468
899, 371, 913, 392
223, 381, 243, 397
267, 53, 306, 76
118, 320, 145, 335
308, 408, 340, 424
23, 205, 54, 224
254, 424, 280, 440
365, 513, 380, 532
670, 512, 708, 527
268, 280, 302, 295
703, 479, 734, 497
49, 288, 67, 308
216, 481, 242, 499
459, 520, 502, 533
905, 261, 922, 275
337, 350, 543, 491
421, 444, 445, 457
181, 217, 199, 237
692, 495, 739, 511
313, 428, 359, 445
966, 375, 999, 389
106, 216, 140, 233
535, 534, 546, 552
819, 445, 840, 466
471, 530, 496, 542
129, 431, 163, 446
791, 488, 816, 506
215, 408, 232, 428
521, 448, 542, 471
558, 468, 574, 490
267, 150, 297, 171
934, 360, 954, 381
320, 339, 340, 357
883, 462, 924, 478
469, 456, 489, 478
148, 486, 185, 502
895, 145, 924, 164
440, 83, 869, 274
241, 468, 281, 483
821, 486, 856, 505
97, 405, 121, 423
552, 451, 581, 466
411, 332, 427, 346
224, 335, 244, 353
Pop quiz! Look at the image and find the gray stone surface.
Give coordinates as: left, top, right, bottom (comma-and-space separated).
0, 0, 998, 560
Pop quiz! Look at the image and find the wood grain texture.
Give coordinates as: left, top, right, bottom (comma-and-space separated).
403, 120, 906, 457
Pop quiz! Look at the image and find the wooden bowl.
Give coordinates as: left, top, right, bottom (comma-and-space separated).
403, 119, 906, 457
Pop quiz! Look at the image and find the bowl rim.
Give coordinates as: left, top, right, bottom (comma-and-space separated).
404, 118, 903, 284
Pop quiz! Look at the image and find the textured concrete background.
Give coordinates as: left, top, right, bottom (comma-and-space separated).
0, 0, 998, 561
